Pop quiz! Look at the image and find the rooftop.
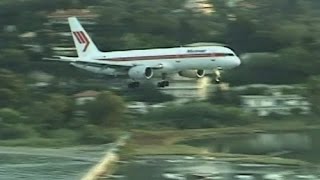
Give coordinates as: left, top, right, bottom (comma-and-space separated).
47, 9, 99, 19
241, 94, 305, 100
73, 90, 100, 98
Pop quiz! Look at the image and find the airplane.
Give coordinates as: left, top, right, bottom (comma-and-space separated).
45, 17, 241, 88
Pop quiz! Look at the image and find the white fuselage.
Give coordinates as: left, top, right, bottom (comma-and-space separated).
72, 46, 241, 76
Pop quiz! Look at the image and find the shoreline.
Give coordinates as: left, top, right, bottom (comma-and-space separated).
130, 120, 320, 146
0, 120, 319, 167
122, 120, 320, 167
0, 119, 319, 147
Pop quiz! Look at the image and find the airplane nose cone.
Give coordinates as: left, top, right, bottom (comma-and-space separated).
235, 57, 241, 67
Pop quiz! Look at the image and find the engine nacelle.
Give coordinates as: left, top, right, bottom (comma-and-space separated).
128, 66, 153, 80
178, 70, 205, 78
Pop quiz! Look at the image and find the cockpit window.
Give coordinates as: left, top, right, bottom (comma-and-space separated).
226, 53, 235, 56
212, 53, 235, 57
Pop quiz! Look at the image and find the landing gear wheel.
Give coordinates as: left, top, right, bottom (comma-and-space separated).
157, 81, 169, 88
164, 81, 169, 87
158, 73, 169, 88
215, 78, 221, 84
128, 81, 140, 88
157, 82, 164, 88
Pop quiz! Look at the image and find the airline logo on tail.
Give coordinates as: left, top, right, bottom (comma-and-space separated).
72, 31, 90, 52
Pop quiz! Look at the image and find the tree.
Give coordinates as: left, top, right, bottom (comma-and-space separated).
77, 125, 116, 144
209, 88, 241, 106
0, 69, 26, 107
124, 83, 174, 103
307, 76, 320, 114
225, 49, 316, 85
278, 46, 315, 75
143, 103, 252, 129
23, 94, 74, 130
0, 49, 29, 71
0, 124, 35, 140
0, 108, 21, 124
84, 91, 125, 127
25, 102, 65, 129
271, 22, 309, 48
224, 16, 257, 53
0, 89, 16, 108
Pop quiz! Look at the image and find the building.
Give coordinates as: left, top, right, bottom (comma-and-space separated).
126, 102, 148, 114
3, 25, 17, 33
46, 9, 99, 25
127, 101, 169, 114
185, 0, 215, 15
73, 90, 100, 105
226, 0, 242, 7
232, 84, 303, 93
50, 47, 76, 56
241, 94, 311, 116
227, 0, 257, 9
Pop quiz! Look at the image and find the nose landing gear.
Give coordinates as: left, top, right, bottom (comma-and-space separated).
214, 67, 222, 83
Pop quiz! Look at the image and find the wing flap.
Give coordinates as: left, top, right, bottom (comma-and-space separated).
42, 56, 79, 62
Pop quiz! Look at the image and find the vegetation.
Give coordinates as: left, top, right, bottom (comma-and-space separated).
83, 92, 125, 127
0, 0, 320, 146
307, 76, 320, 114
125, 143, 313, 167
121, 122, 320, 166
0, 69, 126, 145
140, 103, 253, 129
122, 83, 174, 103
1, 0, 320, 84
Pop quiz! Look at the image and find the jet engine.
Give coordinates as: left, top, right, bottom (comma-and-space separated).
128, 66, 153, 80
178, 70, 205, 78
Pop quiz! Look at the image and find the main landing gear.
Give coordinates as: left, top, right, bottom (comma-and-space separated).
157, 80, 169, 88
128, 81, 140, 88
128, 73, 170, 88
157, 73, 169, 88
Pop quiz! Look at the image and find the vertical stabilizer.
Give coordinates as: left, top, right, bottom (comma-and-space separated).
68, 17, 100, 58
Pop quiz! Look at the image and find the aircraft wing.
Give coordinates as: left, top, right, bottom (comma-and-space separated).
42, 56, 163, 69
43, 56, 132, 67
42, 56, 79, 62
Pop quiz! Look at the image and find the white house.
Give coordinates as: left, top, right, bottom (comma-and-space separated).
73, 90, 99, 105
126, 102, 148, 114
241, 94, 311, 116
184, 0, 215, 15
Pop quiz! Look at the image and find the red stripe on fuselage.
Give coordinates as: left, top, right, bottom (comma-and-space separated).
97, 53, 232, 62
